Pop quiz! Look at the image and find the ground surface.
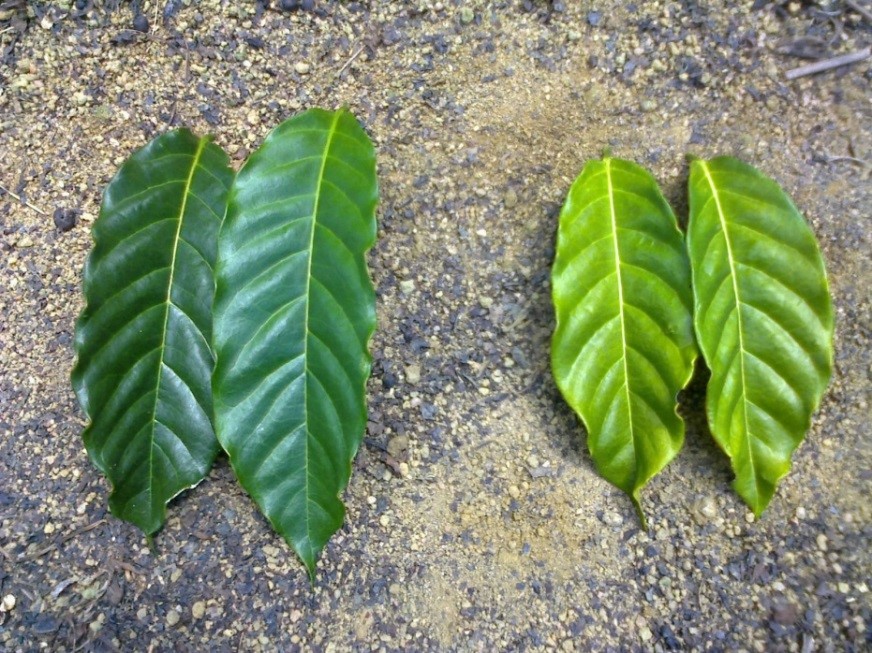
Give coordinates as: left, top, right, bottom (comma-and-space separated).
1, 1, 870, 651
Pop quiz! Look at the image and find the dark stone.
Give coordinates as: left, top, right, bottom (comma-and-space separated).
381, 26, 401, 46
660, 624, 681, 649
53, 207, 78, 232
132, 13, 149, 33
163, 0, 183, 20
420, 403, 436, 420
32, 614, 59, 635
773, 602, 799, 625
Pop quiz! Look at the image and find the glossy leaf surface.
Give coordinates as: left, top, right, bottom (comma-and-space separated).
688, 157, 833, 516
213, 108, 377, 577
552, 158, 697, 523
72, 130, 232, 535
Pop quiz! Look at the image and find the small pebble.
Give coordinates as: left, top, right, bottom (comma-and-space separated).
404, 364, 421, 385
603, 511, 624, 527
503, 189, 518, 209
166, 610, 180, 626
294, 62, 311, 75
53, 207, 78, 232
132, 14, 149, 33
773, 602, 798, 625
192, 602, 205, 619
387, 434, 409, 458
399, 279, 415, 294
692, 495, 718, 524
460, 8, 474, 25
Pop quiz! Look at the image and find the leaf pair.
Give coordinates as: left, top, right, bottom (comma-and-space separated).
72, 109, 378, 577
552, 156, 833, 522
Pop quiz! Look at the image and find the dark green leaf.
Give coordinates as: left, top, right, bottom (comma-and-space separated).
688, 157, 834, 516
551, 157, 697, 524
72, 129, 233, 535
212, 108, 378, 577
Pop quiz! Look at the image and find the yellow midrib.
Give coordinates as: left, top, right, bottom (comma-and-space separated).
300, 110, 341, 561
145, 136, 207, 517
605, 160, 637, 484
699, 161, 756, 504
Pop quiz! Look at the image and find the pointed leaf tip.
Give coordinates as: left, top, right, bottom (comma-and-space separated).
631, 492, 649, 531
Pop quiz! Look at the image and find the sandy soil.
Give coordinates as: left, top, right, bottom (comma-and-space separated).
1, 1, 870, 651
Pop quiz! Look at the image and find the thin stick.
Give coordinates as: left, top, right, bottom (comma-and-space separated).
785, 46, 871, 79
336, 44, 365, 78
0, 183, 47, 216
845, 0, 872, 23
17, 519, 107, 562
823, 154, 870, 167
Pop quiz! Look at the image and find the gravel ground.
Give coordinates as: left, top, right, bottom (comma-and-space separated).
1, 1, 870, 651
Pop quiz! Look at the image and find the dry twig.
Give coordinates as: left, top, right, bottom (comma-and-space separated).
17, 519, 108, 562
336, 43, 366, 78
845, 0, 872, 23
785, 46, 871, 79
0, 183, 46, 215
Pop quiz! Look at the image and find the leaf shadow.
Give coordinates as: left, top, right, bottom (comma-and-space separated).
677, 359, 734, 483
503, 198, 593, 468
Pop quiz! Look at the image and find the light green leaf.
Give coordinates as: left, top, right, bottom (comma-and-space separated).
212, 108, 378, 577
72, 129, 233, 535
687, 156, 834, 516
551, 157, 697, 525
